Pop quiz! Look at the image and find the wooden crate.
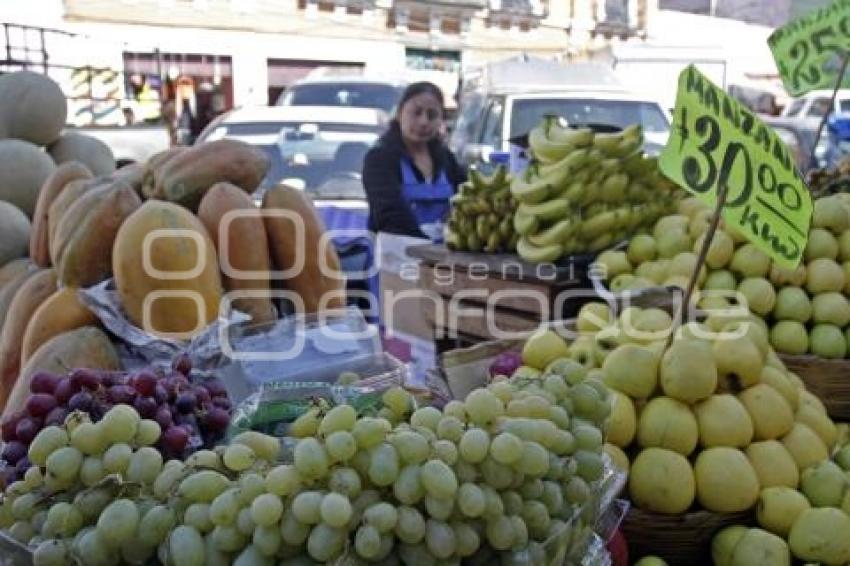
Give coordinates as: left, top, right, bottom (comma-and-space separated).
779, 354, 850, 420
407, 244, 592, 349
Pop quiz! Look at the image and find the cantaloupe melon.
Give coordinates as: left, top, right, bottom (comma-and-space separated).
0, 201, 31, 267
0, 71, 67, 146
0, 139, 56, 216
48, 132, 115, 176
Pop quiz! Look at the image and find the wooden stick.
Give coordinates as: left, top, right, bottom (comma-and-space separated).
667, 183, 728, 345
811, 51, 850, 166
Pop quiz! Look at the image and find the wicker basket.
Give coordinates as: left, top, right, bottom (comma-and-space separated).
779, 354, 850, 420
620, 507, 753, 565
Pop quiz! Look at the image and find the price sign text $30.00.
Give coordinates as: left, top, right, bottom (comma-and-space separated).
660, 65, 813, 270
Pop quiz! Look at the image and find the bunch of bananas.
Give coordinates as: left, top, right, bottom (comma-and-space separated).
511, 117, 680, 264
445, 165, 518, 253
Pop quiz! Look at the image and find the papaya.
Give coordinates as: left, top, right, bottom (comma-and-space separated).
262, 184, 346, 313
0, 71, 67, 146
197, 182, 277, 323
51, 182, 116, 267
140, 146, 187, 196
47, 177, 100, 261
0, 269, 57, 411
0, 201, 31, 267
0, 259, 32, 290
112, 200, 223, 338
0, 139, 56, 217
48, 132, 115, 176
0, 269, 41, 332
56, 181, 142, 287
29, 161, 94, 267
20, 287, 99, 364
112, 162, 145, 195
3, 327, 120, 419
143, 139, 269, 210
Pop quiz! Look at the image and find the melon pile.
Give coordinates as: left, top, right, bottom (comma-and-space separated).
0, 71, 343, 419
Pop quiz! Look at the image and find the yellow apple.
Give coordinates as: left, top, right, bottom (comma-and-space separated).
694, 447, 760, 513
712, 525, 749, 566
606, 390, 636, 448
757, 486, 811, 537
601, 344, 659, 399
730, 528, 791, 566
660, 340, 717, 404
789, 508, 850, 565
746, 440, 800, 489
637, 396, 699, 456
782, 423, 829, 471
738, 384, 794, 440
629, 447, 695, 514
695, 394, 754, 448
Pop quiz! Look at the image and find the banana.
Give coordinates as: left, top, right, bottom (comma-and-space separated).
507, 232, 520, 253
548, 123, 594, 147
513, 209, 540, 236
466, 233, 482, 252
484, 231, 502, 253
559, 181, 587, 203
528, 218, 576, 247
622, 123, 643, 140
600, 173, 629, 202
488, 213, 500, 228
579, 208, 624, 239
599, 158, 621, 176
588, 232, 616, 252
591, 131, 625, 156
517, 198, 570, 223
529, 126, 575, 164
517, 237, 563, 264
616, 136, 643, 157
499, 218, 513, 239
476, 216, 490, 241
444, 228, 461, 250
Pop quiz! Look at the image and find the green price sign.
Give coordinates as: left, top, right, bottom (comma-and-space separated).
660, 66, 813, 269
768, 0, 850, 96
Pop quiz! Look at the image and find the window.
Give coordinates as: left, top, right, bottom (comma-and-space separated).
279, 83, 403, 114
839, 99, 850, 113
509, 98, 670, 139
807, 97, 833, 117
480, 98, 504, 147
784, 98, 806, 117
450, 92, 485, 153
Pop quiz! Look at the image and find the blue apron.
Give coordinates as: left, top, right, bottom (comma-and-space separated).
400, 156, 453, 243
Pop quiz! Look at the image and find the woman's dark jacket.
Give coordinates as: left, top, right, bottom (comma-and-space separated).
362, 123, 466, 238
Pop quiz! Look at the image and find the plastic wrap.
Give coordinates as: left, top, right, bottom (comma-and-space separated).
0, 531, 31, 565
228, 352, 408, 439
78, 278, 251, 373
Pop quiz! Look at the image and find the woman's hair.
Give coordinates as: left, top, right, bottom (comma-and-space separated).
395, 81, 445, 119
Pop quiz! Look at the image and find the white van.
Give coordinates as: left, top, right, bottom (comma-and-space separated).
782, 89, 850, 120
450, 57, 671, 166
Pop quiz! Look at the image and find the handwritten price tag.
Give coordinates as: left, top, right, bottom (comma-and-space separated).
768, 0, 850, 96
660, 66, 813, 269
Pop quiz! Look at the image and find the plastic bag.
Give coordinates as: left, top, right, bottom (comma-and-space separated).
228, 352, 408, 438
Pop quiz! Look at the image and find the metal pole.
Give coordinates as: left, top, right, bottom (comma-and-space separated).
811, 51, 850, 166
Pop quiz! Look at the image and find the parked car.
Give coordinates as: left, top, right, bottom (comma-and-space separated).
276, 76, 406, 116
781, 89, 850, 120
760, 115, 822, 172
450, 58, 671, 166
196, 105, 387, 317
76, 123, 171, 166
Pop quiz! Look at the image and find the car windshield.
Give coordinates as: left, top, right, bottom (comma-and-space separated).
200, 120, 381, 200
510, 98, 670, 139
279, 83, 402, 114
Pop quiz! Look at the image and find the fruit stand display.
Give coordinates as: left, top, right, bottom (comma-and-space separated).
1, 62, 850, 566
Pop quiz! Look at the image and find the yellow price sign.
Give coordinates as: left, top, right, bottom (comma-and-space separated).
660, 66, 813, 269
768, 0, 850, 96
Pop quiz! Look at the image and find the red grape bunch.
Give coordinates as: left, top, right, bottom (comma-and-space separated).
0, 353, 232, 485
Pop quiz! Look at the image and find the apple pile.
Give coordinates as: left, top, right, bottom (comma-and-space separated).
562, 302, 842, 526
710, 437, 850, 566
595, 193, 850, 359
